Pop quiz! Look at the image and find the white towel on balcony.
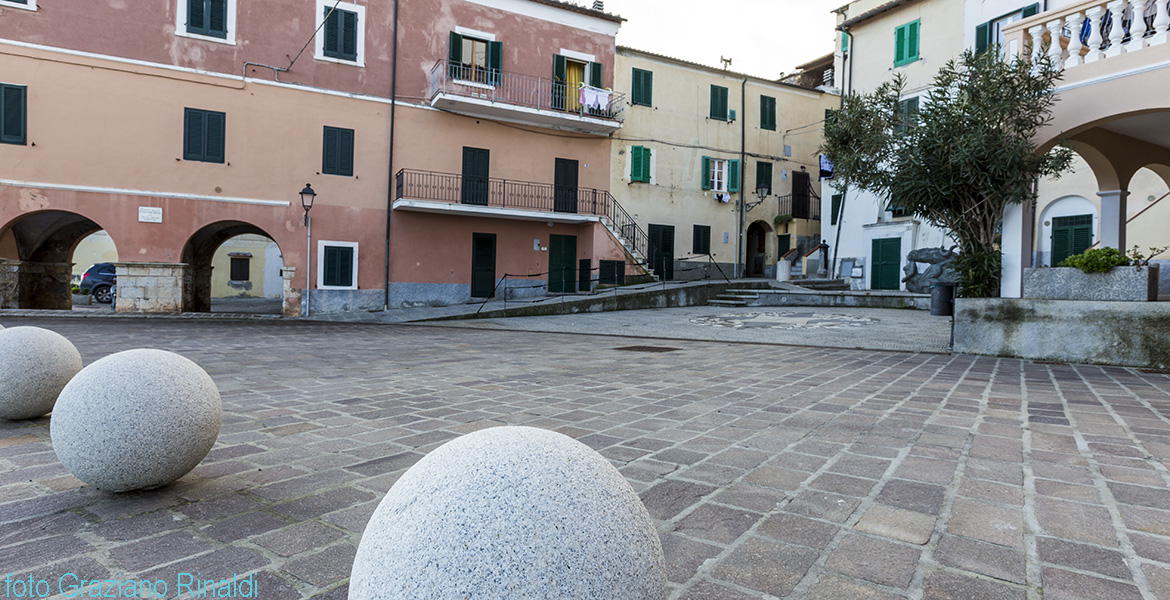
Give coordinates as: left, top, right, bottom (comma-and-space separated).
579, 85, 611, 110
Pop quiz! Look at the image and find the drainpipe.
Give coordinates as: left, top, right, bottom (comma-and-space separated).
830, 28, 852, 280
737, 77, 746, 278
384, 0, 400, 311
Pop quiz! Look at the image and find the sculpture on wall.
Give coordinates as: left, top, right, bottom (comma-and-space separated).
902, 246, 959, 293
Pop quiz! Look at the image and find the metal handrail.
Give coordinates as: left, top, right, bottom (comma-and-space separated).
775, 193, 823, 221
395, 168, 659, 271
428, 60, 626, 123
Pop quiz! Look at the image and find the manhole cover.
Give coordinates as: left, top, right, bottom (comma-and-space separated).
690, 311, 878, 330
613, 346, 680, 353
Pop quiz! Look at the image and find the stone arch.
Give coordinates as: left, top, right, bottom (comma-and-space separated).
181, 221, 284, 312
0, 210, 111, 309
745, 220, 774, 277
1062, 139, 1121, 192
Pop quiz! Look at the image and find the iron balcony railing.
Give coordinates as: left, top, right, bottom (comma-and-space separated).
396, 168, 655, 262
776, 193, 822, 221
428, 60, 626, 123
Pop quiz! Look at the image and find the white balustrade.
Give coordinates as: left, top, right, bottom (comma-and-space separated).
1066, 11, 1086, 66
1046, 19, 1066, 64
1153, 0, 1170, 45
1003, 0, 1170, 69
1085, 5, 1106, 63
1105, 1, 1128, 57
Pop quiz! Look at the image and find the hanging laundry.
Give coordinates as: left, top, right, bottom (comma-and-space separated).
579, 85, 612, 110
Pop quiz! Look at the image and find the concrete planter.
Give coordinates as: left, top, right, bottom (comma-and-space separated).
71, 294, 91, 306
1022, 265, 1159, 302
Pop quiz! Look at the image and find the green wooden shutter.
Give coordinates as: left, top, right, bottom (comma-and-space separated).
189, 0, 205, 33
1051, 227, 1070, 265
632, 68, 652, 106
710, 85, 727, 120
553, 54, 566, 81
204, 111, 225, 163
631, 69, 642, 105
341, 10, 358, 60
448, 32, 463, 78
975, 22, 990, 54
589, 62, 602, 88
639, 147, 651, 182
908, 21, 920, 62
323, 127, 339, 173
756, 162, 772, 193
339, 128, 354, 176
631, 145, 644, 182
728, 160, 740, 193
701, 156, 711, 190
183, 108, 205, 161
1, 84, 26, 145
324, 247, 340, 286
895, 25, 907, 64
209, 0, 227, 37
1072, 224, 1092, 255
831, 194, 842, 226
552, 54, 567, 110
338, 246, 354, 286
324, 8, 340, 56
1022, 3, 1040, 18
487, 41, 502, 85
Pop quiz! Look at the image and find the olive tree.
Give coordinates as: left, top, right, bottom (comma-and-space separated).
821, 49, 1073, 297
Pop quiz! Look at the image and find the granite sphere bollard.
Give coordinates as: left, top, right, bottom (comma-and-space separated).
349, 426, 667, 600
0, 326, 83, 420
50, 349, 222, 491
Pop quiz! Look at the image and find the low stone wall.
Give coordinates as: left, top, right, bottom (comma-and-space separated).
1022, 266, 1159, 301
747, 290, 930, 310
953, 298, 1170, 368
115, 262, 184, 314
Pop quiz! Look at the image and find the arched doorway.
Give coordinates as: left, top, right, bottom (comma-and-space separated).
182, 221, 284, 313
745, 221, 773, 277
0, 210, 109, 309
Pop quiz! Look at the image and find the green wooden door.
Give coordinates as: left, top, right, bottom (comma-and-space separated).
1051, 214, 1094, 265
871, 237, 902, 290
470, 233, 496, 298
548, 234, 577, 293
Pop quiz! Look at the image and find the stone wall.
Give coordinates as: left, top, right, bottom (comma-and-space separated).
1022, 266, 1159, 302
953, 298, 1170, 368
114, 262, 184, 314
0, 260, 73, 309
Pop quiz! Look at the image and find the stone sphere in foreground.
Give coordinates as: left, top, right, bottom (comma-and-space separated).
349, 426, 667, 600
0, 326, 83, 420
50, 349, 222, 492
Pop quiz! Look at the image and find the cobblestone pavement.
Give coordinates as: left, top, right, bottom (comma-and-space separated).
418, 306, 953, 353
2, 317, 1170, 600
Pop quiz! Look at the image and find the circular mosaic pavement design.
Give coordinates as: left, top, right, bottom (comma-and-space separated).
690, 311, 879, 330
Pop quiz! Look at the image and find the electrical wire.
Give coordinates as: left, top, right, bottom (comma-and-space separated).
286, 0, 345, 70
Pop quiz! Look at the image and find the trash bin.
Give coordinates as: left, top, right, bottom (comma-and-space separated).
930, 282, 956, 316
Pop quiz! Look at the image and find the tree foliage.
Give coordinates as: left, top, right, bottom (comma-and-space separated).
821, 49, 1074, 297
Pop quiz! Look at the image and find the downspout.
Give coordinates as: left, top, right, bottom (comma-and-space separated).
738, 77, 746, 278
830, 28, 851, 280
384, 0, 400, 310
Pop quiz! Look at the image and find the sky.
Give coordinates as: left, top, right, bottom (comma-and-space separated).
602, 0, 842, 80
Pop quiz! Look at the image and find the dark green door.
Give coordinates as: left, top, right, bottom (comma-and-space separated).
871, 237, 902, 290
647, 224, 674, 280
471, 233, 496, 298
462, 147, 490, 205
554, 158, 578, 213
548, 234, 577, 293
1051, 214, 1094, 265
777, 234, 791, 256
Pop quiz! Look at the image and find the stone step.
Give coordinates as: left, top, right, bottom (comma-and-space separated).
708, 299, 748, 306
792, 278, 851, 291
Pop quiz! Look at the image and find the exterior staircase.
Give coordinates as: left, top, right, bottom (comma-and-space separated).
791, 278, 851, 291
708, 289, 760, 306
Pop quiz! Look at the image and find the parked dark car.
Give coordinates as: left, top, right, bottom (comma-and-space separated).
79, 262, 116, 304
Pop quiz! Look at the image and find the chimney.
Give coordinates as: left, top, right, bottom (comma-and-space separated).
592, 1, 604, 11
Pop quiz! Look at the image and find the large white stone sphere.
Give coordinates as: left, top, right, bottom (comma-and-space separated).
0, 326, 83, 420
50, 349, 222, 492
349, 426, 667, 600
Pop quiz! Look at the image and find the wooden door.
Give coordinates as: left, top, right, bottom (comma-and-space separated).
461, 147, 490, 205
548, 234, 577, 293
471, 233, 496, 298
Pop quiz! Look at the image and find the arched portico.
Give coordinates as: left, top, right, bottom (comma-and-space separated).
181, 221, 285, 313
0, 210, 107, 309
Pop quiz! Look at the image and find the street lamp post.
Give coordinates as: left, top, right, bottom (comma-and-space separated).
300, 184, 316, 317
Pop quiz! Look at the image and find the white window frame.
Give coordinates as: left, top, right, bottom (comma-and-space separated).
175, 0, 238, 45
317, 240, 359, 290
710, 158, 728, 193
314, 0, 366, 67
0, 0, 37, 11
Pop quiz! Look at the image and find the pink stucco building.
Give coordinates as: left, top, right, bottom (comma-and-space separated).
0, 0, 642, 313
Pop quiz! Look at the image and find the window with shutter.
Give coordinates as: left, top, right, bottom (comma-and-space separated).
977, 5, 1039, 54
710, 85, 728, 120
760, 95, 776, 131
693, 225, 711, 255
894, 20, 920, 67
319, 2, 363, 64
895, 97, 919, 133
728, 160, 740, 193
184, 0, 228, 39
1051, 214, 1094, 265
831, 194, 843, 226
630, 146, 651, 183
701, 156, 712, 190
323, 126, 355, 176
756, 162, 773, 194
0, 83, 27, 146
183, 107, 225, 163
631, 68, 652, 106
229, 256, 250, 281
320, 243, 358, 289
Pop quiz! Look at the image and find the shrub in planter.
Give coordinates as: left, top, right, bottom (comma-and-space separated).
773, 214, 793, 227
1058, 247, 1128, 273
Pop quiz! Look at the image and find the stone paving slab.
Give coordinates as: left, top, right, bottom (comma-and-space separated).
0, 317, 1168, 600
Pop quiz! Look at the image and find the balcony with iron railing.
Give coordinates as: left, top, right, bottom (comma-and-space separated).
1002, 0, 1170, 73
775, 191, 822, 221
393, 169, 654, 262
428, 61, 625, 135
